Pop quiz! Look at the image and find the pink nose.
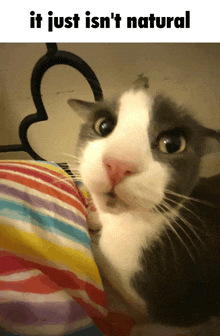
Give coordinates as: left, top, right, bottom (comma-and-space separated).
104, 159, 136, 188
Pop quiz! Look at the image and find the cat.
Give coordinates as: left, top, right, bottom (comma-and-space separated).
68, 87, 220, 336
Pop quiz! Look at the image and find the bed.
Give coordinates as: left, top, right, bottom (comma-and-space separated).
0, 44, 134, 336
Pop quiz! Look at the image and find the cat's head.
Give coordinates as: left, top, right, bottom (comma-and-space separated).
68, 88, 220, 214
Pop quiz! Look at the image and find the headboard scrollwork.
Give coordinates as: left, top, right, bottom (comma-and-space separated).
0, 43, 103, 160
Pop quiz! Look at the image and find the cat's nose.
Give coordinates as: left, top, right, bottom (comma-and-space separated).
104, 159, 136, 187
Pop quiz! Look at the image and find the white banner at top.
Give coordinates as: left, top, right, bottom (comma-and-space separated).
0, 0, 219, 43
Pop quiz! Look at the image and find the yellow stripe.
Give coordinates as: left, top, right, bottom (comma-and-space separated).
29, 161, 70, 177
0, 223, 102, 285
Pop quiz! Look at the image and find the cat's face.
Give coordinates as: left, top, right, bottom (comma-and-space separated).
68, 89, 210, 215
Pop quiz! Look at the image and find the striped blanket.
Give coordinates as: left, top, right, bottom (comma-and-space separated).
0, 160, 134, 335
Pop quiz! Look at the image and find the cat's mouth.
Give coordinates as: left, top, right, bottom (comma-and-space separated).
105, 190, 119, 207
103, 187, 157, 213
104, 188, 142, 211
101, 188, 129, 210
106, 190, 117, 199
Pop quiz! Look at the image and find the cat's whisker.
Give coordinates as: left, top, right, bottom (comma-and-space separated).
159, 204, 196, 263
67, 164, 80, 170
52, 176, 74, 185
65, 165, 81, 177
69, 174, 82, 181
61, 152, 80, 160
164, 188, 219, 209
154, 204, 177, 265
68, 173, 81, 179
164, 189, 195, 201
161, 200, 195, 233
51, 167, 82, 185
61, 154, 81, 167
159, 201, 197, 258
162, 195, 208, 244
177, 215, 206, 247
161, 200, 203, 256
163, 195, 205, 228
143, 205, 169, 271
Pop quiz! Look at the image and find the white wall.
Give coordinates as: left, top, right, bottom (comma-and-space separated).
0, 43, 220, 175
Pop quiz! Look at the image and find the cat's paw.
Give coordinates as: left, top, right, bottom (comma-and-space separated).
87, 200, 102, 231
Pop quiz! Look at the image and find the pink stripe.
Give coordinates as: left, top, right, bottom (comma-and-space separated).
0, 170, 87, 216
0, 163, 77, 198
0, 254, 107, 309
0, 273, 62, 294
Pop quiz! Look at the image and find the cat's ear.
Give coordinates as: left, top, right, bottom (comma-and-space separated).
203, 127, 220, 155
205, 128, 220, 142
68, 99, 97, 120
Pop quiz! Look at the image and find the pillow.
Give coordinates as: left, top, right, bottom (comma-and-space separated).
0, 160, 115, 335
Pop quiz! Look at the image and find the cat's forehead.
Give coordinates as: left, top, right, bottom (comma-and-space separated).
113, 89, 185, 121
118, 89, 152, 114
90, 88, 201, 134
115, 89, 152, 127
115, 89, 201, 132
91, 89, 150, 113
152, 95, 194, 127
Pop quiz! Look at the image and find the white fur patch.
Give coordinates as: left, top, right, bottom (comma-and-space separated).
79, 89, 170, 308
103, 89, 152, 169
95, 210, 168, 307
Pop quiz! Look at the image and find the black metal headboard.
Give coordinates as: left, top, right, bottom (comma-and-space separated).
0, 43, 103, 161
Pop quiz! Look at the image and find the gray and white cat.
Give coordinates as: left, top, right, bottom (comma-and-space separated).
68, 87, 220, 336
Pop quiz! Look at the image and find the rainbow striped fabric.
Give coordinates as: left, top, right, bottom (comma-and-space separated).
0, 160, 111, 335
0, 160, 134, 336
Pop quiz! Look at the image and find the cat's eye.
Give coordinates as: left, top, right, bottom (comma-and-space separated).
158, 133, 186, 154
94, 117, 115, 137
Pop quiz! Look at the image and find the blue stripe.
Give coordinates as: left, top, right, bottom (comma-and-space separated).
0, 198, 91, 249
0, 183, 87, 229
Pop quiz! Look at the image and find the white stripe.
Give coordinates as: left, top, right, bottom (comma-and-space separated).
0, 177, 86, 224
0, 289, 74, 303
0, 269, 41, 282
0, 161, 73, 187
0, 179, 88, 232
0, 288, 107, 317
66, 288, 108, 316
0, 248, 103, 290
0, 215, 93, 258
0, 167, 86, 213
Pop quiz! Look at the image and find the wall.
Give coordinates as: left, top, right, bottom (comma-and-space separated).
0, 43, 219, 176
